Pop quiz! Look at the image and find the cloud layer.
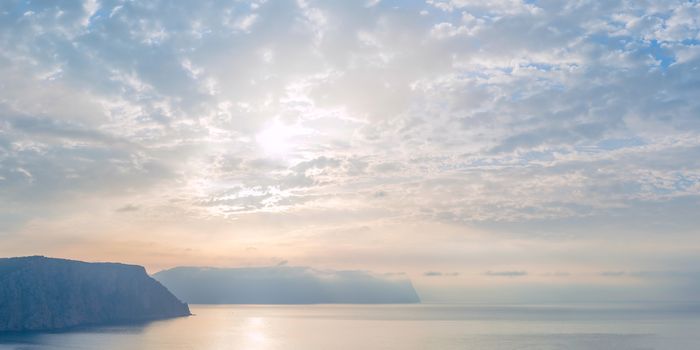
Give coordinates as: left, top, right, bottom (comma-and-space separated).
1, 0, 699, 302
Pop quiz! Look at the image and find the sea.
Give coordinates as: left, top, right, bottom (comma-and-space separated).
1, 304, 699, 349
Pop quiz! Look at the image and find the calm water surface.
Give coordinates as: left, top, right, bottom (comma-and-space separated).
1, 304, 699, 349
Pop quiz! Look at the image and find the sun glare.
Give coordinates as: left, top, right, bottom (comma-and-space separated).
255, 121, 293, 156
255, 120, 312, 157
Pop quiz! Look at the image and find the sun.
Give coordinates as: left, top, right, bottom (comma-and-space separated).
256, 121, 292, 156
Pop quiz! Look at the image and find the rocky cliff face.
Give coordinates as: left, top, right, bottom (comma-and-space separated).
0, 256, 190, 332
155, 266, 421, 304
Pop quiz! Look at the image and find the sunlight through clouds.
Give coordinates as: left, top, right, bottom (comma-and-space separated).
1, 0, 700, 302
255, 120, 308, 157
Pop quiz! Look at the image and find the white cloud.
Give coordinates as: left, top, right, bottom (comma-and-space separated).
1, 0, 700, 301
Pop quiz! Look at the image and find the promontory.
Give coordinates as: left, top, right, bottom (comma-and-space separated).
0, 256, 190, 332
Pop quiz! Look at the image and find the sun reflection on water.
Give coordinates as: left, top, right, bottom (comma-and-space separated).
244, 317, 268, 349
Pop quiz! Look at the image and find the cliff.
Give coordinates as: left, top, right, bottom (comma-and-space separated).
0, 256, 190, 332
154, 266, 421, 304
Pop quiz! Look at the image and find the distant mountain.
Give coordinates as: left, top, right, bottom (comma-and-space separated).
0, 256, 190, 332
154, 266, 421, 304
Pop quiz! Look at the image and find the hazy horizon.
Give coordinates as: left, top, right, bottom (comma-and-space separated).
2, 0, 700, 305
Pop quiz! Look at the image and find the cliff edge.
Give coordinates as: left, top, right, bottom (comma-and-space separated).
0, 256, 190, 332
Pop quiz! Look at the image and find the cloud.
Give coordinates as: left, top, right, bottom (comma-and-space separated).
599, 270, 700, 279
2, 3, 698, 221
485, 271, 527, 277
0, 0, 699, 303
600, 271, 627, 277
424, 271, 460, 277
541, 272, 571, 277
373, 191, 388, 198
116, 204, 139, 213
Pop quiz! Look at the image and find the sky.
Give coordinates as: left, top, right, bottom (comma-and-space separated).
1, 0, 700, 303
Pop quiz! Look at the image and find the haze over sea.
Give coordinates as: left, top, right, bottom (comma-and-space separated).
1, 304, 699, 350
2, 0, 700, 348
